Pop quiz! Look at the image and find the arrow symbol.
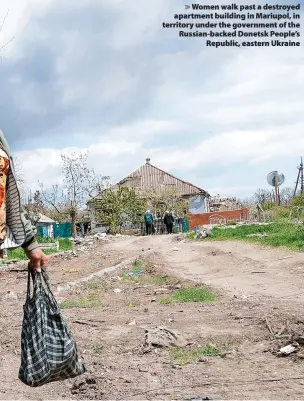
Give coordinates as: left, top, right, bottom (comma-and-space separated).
185, 5, 190, 9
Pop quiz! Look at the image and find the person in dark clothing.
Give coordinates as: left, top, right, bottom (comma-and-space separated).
163, 211, 174, 234
144, 210, 153, 235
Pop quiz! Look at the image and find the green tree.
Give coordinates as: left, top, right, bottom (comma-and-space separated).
142, 188, 188, 217
92, 187, 146, 234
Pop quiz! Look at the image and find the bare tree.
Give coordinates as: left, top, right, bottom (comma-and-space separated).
19, 188, 53, 226
13, 155, 25, 187
39, 152, 110, 238
279, 187, 294, 205
0, 10, 14, 59
252, 188, 274, 206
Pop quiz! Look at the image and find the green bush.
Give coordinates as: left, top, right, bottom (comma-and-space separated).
7, 237, 73, 260
291, 194, 304, 207
58, 238, 73, 251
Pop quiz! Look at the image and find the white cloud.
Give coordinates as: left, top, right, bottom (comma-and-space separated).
152, 122, 304, 172
15, 118, 178, 190
0, 0, 52, 54
3, 0, 304, 199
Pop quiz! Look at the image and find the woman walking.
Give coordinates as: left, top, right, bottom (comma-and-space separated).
163, 211, 174, 234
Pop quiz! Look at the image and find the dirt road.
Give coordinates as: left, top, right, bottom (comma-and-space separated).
0, 234, 304, 400
108, 235, 304, 302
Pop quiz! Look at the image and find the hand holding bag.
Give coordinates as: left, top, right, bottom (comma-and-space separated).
19, 269, 85, 387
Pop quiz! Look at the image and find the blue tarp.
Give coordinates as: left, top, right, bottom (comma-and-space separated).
189, 195, 206, 214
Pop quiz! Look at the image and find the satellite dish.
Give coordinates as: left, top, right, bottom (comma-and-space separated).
267, 171, 285, 187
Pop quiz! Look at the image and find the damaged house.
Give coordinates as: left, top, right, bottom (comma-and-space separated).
88, 158, 210, 232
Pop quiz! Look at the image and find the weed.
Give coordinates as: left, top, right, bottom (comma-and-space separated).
60, 295, 100, 309
131, 259, 144, 269
150, 276, 167, 285
88, 281, 104, 290
92, 343, 103, 355
150, 275, 177, 286
159, 298, 173, 305
172, 286, 216, 303
125, 302, 137, 307
58, 238, 73, 251
170, 345, 223, 365
186, 232, 196, 240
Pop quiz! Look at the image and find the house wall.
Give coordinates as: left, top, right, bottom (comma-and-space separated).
188, 208, 249, 230
36, 223, 54, 238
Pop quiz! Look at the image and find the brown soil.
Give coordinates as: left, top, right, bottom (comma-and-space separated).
1, 234, 304, 400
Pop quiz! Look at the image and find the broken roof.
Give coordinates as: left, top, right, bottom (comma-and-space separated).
116, 158, 209, 197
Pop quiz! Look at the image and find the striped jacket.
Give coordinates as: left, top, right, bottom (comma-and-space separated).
0, 130, 39, 253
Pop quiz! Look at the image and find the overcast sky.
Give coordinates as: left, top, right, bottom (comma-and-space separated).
0, 0, 303, 198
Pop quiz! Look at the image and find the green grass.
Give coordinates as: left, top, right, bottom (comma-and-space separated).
57, 238, 73, 251
60, 295, 100, 309
159, 298, 173, 305
131, 259, 144, 270
87, 280, 104, 290
7, 237, 73, 260
172, 287, 216, 303
187, 232, 196, 240
170, 345, 222, 365
188, 222, 304, 251
150, 275, 177, 286
158, 286, 216, 305
7, 248, 28, 260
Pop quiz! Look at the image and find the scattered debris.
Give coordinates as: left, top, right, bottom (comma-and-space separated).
144, 326, 189, 349
171, 247, 181, 252
113, 288, 122, 293
90, 263, 100, 268
278, 343, 298, 356
275, 324, 289, 338
153, 288, 171, 295
124, 269, 145, 277
73, 320, 100, 327
294, 335, 304, 345
94, 233, 107, 240
73, 237, 84, 245
265, 317, 274, 335
174, 235, 185, 242
195, 228, 212, 240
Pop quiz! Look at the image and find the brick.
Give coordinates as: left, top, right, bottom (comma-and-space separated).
188, 208, 249, 230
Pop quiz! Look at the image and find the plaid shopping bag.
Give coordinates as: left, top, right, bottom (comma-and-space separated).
19, 269, 85, 387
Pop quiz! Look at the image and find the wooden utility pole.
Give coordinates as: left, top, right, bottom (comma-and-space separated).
274, 171, 279, 204
301, 156, 304, 195
293, 157, 303, 198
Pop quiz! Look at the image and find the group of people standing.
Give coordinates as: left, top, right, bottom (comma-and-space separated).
144, 210, 175, 235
